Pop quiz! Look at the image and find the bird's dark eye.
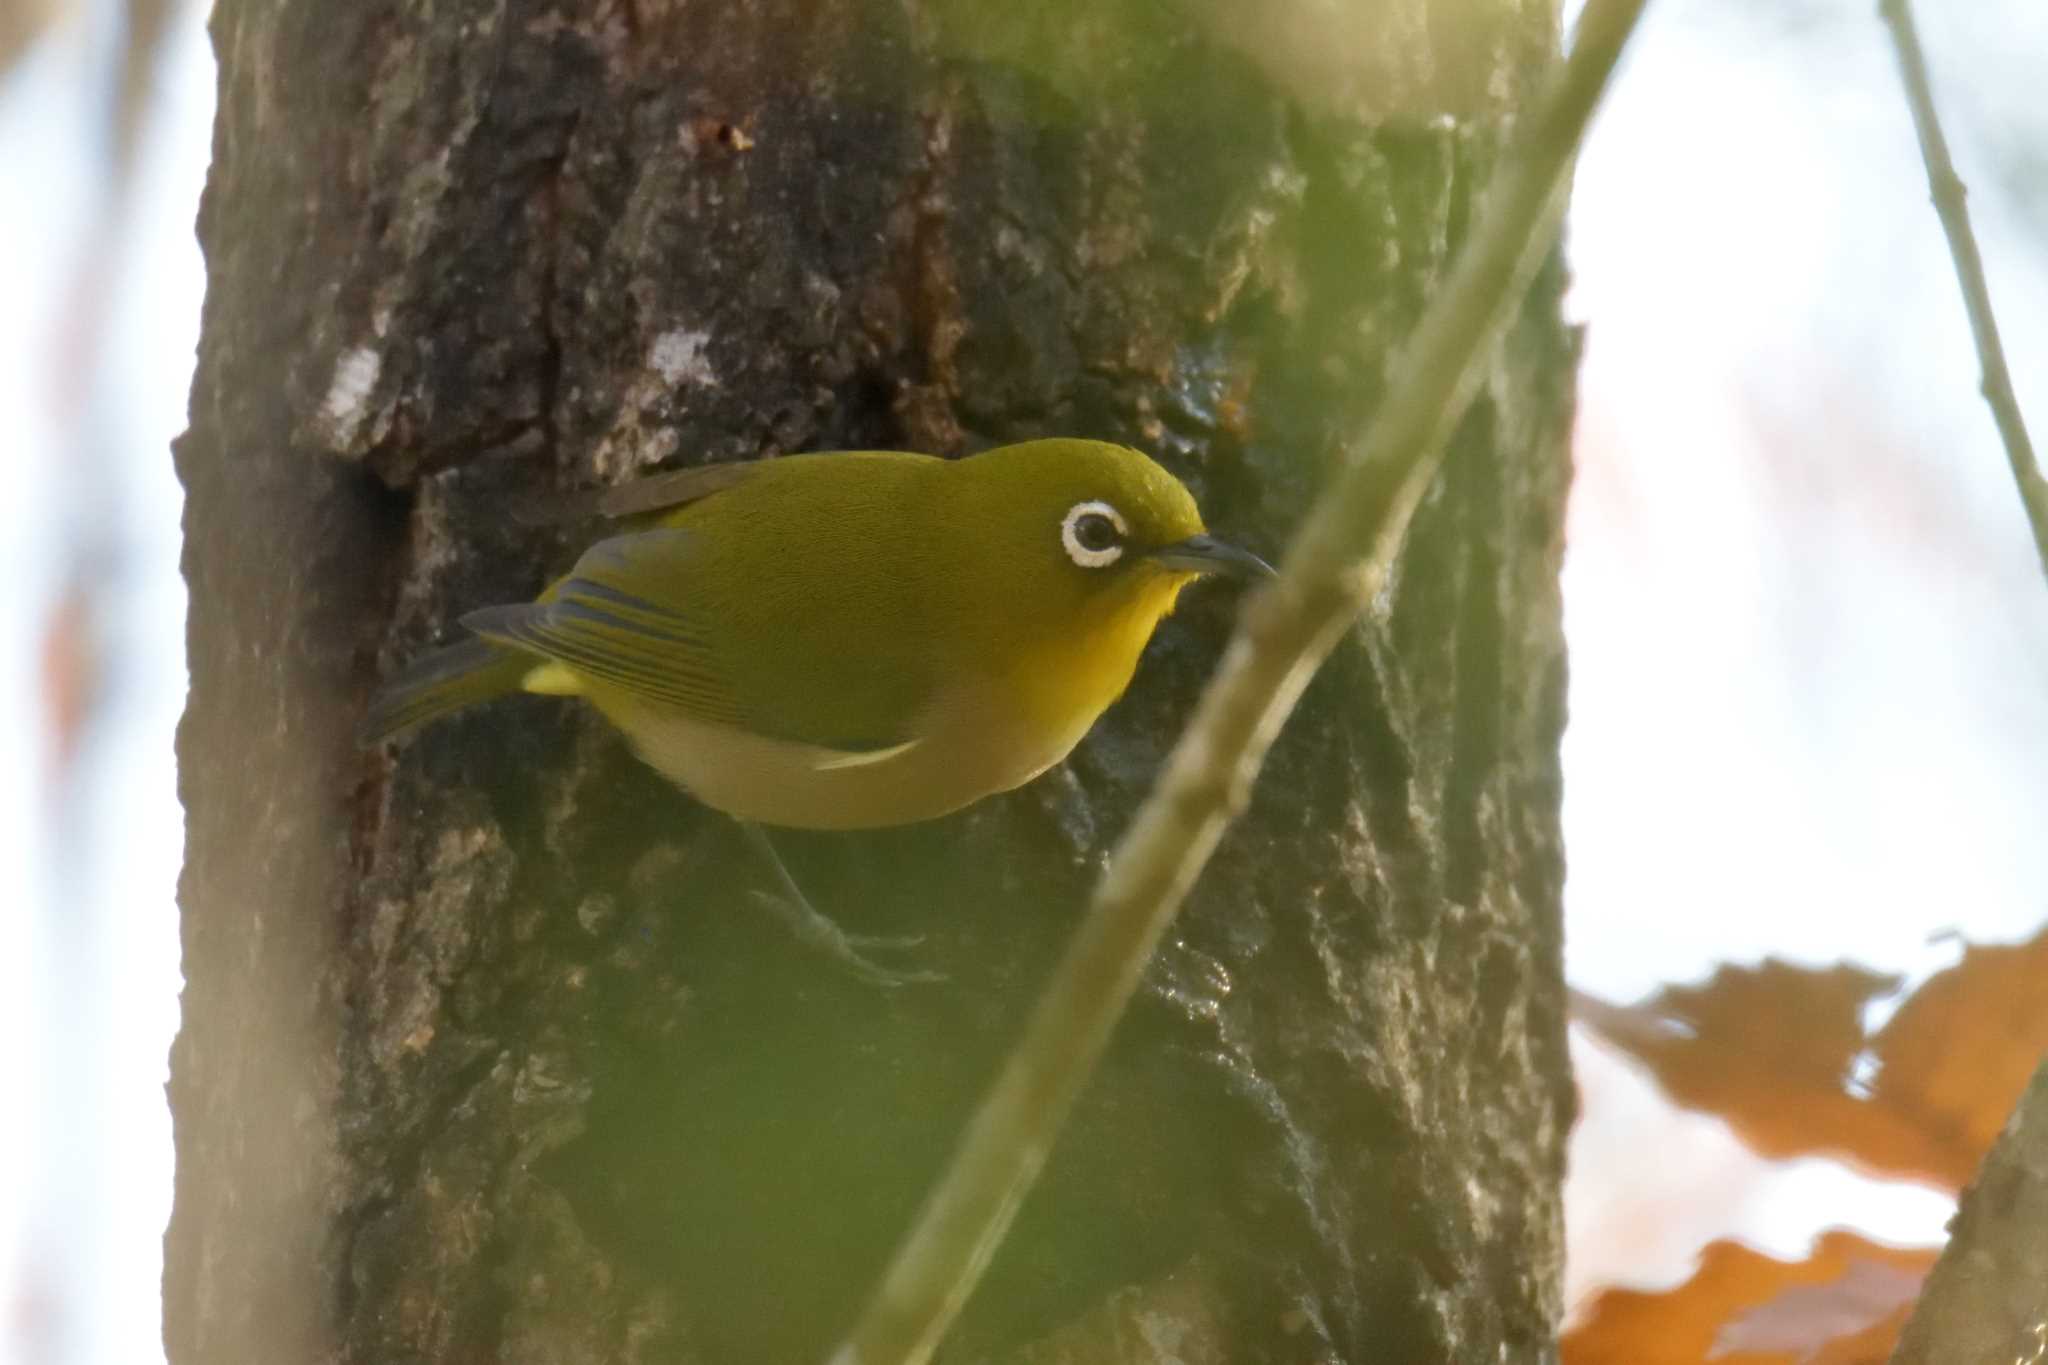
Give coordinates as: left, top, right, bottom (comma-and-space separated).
1061, 500, 1129, 568
1075, 513, 1119, 552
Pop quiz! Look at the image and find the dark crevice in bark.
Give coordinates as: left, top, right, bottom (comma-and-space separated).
532, 104, 583, 482
1444, 400, 1506, 913
890, 80, 969, 453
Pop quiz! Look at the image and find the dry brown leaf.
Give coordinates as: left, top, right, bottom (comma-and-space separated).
1869, 932, 2048, 1185
1572, 925, 2048, 1189
1563, 1230, 1936, 1365
1570, 962, 1950, 1185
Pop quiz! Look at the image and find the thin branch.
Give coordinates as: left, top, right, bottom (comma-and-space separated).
1880, 0, 2048, 581
825, 1, 1651, 1360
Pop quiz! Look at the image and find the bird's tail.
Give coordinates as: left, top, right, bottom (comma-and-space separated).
363, 636, 531, 743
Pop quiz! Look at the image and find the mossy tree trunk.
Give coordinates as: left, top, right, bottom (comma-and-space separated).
169, 1, 1575, 1361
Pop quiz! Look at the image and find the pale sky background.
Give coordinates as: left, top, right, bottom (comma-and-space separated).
2, 7, 203, 1365
1561, 0, 2048, 1304
2, 0, 2043, 1359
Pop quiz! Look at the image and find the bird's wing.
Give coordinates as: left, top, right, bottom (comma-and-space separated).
592, 461, 764, 520
511, 461, 766, 527
462, 529, 746, 727
463, 527, 928, 759
516, 450, 944, 526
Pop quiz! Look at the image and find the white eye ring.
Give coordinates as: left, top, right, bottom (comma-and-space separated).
1061, 500, 1127, 568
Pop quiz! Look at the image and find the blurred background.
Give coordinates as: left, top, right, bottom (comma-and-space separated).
1, 0, 2041, 1361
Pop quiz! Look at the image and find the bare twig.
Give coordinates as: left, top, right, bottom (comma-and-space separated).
1880, 0, 2048, 581
826, 1, 1651, 1360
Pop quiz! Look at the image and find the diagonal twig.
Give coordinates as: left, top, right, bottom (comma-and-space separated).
826, 1, 1652, 1360
1880, 0, 2048, 581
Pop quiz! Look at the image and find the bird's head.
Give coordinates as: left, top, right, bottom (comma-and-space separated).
945, 439, 1271, 646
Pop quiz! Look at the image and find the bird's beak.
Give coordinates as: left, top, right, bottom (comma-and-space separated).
1147, 533, 1276, 580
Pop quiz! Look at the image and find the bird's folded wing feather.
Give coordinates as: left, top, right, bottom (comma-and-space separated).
594, 461, 763, 520
462, 529, 746, 727
510, 460, 766, 527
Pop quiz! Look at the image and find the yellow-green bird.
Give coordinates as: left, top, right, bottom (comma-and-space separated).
367, 437, 1269, 981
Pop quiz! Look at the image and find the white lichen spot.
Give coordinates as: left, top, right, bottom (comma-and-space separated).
642, 428, 680, 464
1135, 1307, 1195, 1363
322, 345, 382, 447
648, 328, 718, 388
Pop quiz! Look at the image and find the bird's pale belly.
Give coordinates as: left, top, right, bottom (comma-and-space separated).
582, 597, 1168, 830
598, 686, 1097, 831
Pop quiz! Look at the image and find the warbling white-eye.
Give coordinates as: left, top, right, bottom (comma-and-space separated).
366, 437, 1271, 982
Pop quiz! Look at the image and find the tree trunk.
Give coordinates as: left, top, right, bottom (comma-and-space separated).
1890, 1058, 2048, 1365
168, 1, 1576, 1361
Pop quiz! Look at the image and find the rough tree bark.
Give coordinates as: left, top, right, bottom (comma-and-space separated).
1891, 1058, 2048, 1365
169, 1, 1576, 1361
